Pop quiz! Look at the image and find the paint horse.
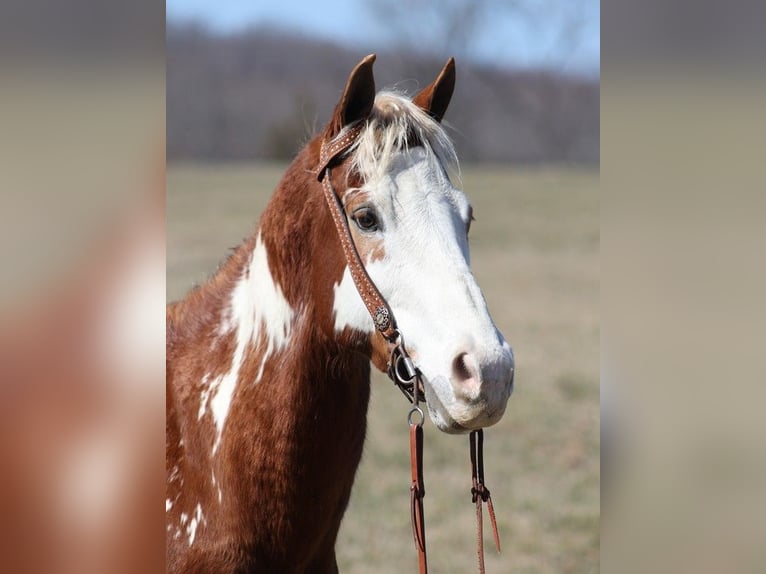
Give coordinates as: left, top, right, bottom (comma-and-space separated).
166, 55, 515, 573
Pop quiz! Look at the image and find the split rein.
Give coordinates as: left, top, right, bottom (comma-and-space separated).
316, 124, 501, 574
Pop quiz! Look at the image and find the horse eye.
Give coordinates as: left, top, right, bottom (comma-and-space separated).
352, 207, 379, 232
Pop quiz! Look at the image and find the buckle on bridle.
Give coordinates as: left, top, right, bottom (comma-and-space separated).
393, 349, 417, 383
388, 333, 421, 404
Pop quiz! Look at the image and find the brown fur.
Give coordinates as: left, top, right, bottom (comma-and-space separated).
166, 135, 373, 572
166, 56, 455, 573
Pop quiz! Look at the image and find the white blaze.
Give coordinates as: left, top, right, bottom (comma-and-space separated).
332, 146, 512, 432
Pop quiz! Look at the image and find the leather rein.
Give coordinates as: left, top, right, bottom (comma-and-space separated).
317, 124, 501, 574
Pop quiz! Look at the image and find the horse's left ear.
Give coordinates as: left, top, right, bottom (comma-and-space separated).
412, 57, 456, 123
326, 54, 377, 139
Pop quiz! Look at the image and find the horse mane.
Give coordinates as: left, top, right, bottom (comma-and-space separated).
344, 91, 459, 185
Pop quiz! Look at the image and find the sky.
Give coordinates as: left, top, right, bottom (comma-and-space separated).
166, 0, 600, 76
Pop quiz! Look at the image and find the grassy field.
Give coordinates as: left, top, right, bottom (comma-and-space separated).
167, 163, 600, 573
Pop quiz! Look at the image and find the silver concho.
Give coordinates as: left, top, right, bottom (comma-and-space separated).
374, 307, 390, 331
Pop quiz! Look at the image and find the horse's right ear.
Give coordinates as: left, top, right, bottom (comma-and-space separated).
325, 54, 377, 139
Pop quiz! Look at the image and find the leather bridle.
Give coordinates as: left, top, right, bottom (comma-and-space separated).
317, 124, 501, 574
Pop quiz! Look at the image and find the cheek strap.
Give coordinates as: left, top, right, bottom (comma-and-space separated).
317, 122, 400, 344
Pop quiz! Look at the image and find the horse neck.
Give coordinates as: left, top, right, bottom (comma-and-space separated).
165, 142, 376, 561
171, 139, 349, 355
201, 146, 373, 532
197, 140, 372, 449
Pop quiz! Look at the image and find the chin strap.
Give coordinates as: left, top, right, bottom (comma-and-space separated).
317, 123, 399, 343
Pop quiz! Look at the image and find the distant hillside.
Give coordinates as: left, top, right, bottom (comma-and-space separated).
167, 24, 599, 164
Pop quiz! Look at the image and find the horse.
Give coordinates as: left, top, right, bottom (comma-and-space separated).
166, 54, 515, 573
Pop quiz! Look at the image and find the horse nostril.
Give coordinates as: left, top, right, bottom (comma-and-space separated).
452, 352, 479, 385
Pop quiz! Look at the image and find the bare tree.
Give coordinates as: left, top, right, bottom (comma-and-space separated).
367, 0, 595, 73
166, 23, 599, 164
367, 0, 498, 60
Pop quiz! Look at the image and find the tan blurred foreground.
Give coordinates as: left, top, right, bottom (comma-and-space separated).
0, 69, 165, 574
603, 77, 766, 573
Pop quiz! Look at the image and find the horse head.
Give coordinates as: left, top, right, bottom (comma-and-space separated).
324, 55, 515, 433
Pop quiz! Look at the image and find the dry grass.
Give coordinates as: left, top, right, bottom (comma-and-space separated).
167, 163, 600, 573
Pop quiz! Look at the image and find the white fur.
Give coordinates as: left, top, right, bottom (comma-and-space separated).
212, 471, 223, 504
333, 133, 513, 432
209, 234, 295, 453
333, 266, 376, 335
197, 373, 212, 420
186, 503, 205, 546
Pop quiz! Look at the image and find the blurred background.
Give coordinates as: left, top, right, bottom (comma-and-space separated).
166, 2, 599, 573
166, 0, 599, 164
